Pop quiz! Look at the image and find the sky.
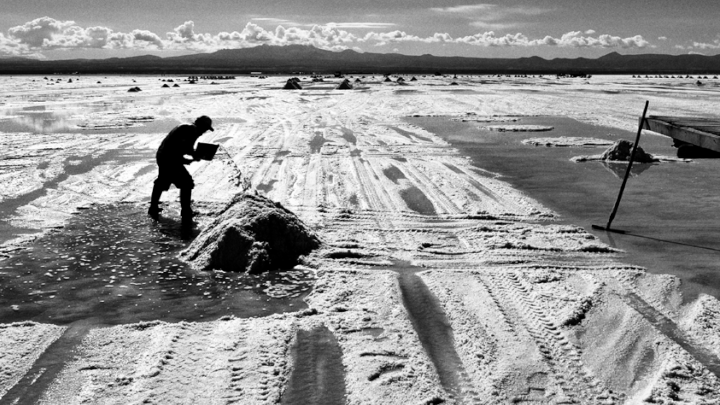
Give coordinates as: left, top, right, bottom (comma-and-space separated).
1, 0, 719, 60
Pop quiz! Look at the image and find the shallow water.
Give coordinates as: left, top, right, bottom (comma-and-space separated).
410, 115, 720, 303
0, 203, 314, 325
0, 104, 179, 134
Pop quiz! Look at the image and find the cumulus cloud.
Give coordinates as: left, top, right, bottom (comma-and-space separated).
691, 38, 720, 49
0, 16, 652, 57
359, 29, 648, 49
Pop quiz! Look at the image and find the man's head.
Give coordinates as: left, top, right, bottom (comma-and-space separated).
194, 115, 214, 133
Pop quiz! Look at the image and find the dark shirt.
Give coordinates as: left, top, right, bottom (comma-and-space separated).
156, 124, 200, 165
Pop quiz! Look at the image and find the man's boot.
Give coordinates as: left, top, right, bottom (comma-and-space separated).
148, 183, 164, 221
180, 188, 194, 226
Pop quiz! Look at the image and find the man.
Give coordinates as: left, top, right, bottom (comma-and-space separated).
148, 115, 214, 224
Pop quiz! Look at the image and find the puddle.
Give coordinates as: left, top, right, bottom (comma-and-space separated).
383, 165, 406, 183
400, 186, 436, 215
310, 132, 326, 153
281, 325, 346, 405
0, 203, 314, 325
340, 127, 356, 144
409, 115, 720, 302
0, 102, 179, 134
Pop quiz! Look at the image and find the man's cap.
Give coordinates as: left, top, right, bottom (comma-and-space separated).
194, 115, 214, 131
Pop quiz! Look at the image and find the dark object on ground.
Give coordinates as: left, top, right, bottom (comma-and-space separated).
283, 78, 302, 90
181, 193, 321, 273
599, 139, 657, 163
128, 86, 142, 92
173, 84, 180, 87
677, 144, 720, 158
162, 84, 170, 88
450, 82, 459, 86
410, 77, 418, 81
384, 77, 392, 82
336, 79, 353, 90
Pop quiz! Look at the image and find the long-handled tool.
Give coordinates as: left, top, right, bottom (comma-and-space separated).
592, 100, 649, 234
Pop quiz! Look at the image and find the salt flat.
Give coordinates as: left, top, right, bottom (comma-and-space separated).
1, 74, 719, 404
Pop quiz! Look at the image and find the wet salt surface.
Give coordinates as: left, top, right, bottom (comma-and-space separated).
0, 148, 156, 245
0, 104, 179, 134
0, 203, 314, 325
410, 115, 720, 302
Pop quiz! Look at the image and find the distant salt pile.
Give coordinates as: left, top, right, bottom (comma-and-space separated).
485, 125, 554, 132
410, 77, 418, 81
571, 140, 661, 163
384, 77, 392, 82
336, 79, 353, 90
599, 140, 656, 162
162, 84, 170, 88
127, 87, 142, 92
522, 137, 615, 147
450, 82, 459, 85
354, 78, 361, 83
283, 78, 302, 90
181, 193, 320, 274
173, 83, 180, 87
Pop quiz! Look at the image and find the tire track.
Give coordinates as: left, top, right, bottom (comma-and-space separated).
487, 271, 617, 404
400, 159, 462, 214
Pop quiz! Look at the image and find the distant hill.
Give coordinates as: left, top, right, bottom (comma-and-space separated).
0, 45, 718, 74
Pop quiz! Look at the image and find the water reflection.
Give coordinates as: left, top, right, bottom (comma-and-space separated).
601, 161, 653, 178
0, 98, 177, 134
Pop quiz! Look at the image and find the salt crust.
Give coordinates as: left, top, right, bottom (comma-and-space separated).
0, 322, 66, 398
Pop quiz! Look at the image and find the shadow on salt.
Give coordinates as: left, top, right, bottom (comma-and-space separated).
0, 203, 314, 325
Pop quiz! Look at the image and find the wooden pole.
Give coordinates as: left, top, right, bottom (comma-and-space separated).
598, 100, 649, 232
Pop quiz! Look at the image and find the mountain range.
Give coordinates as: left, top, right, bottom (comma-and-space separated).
0, 45, 718, 74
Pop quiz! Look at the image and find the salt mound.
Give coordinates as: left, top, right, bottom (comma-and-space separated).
181, 193, 320, 273
522, 137, 614, 147
282, 78, 302, 90
485, 125, 554, 132
600, 140, 656, 162
336, 79, 353, 90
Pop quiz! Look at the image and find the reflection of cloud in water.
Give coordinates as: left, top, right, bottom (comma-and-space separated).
602, 161, 653, 178
0, 111, 78, 134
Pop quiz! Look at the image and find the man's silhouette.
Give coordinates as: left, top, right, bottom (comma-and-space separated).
148, 116, 214, 225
